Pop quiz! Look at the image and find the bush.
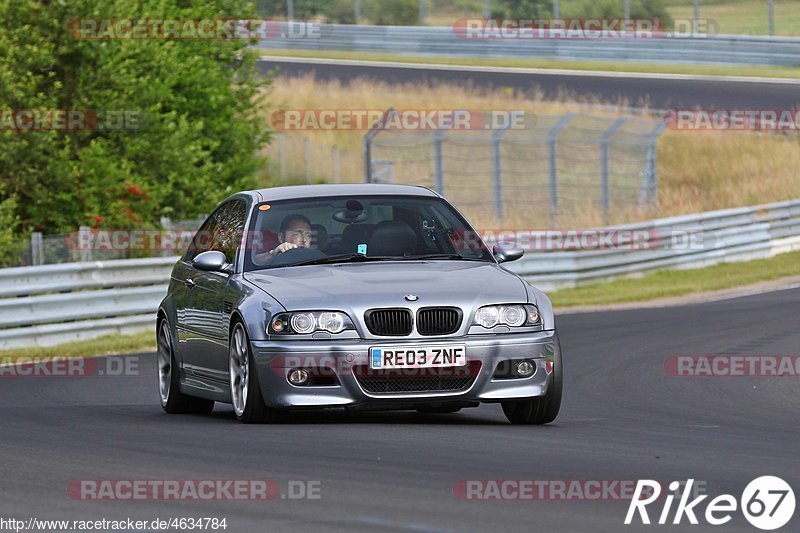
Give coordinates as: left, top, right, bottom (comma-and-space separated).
364, 0, 419, 26
0, 0, 270, 242
0, 193, 24, 266
562, 0, 674, 29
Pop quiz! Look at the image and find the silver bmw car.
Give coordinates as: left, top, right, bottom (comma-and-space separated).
157, 184, 562, 424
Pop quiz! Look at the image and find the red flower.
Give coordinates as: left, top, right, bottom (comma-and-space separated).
123, 183, 144, 196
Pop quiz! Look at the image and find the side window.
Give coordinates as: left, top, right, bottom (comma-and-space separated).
185, 206, 225, 262
184, 200, 246, 263
217, 200, 247, 264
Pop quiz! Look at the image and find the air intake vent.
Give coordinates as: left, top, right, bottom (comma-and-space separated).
364, 308, 412, 336
417, 307, 462, 336
353, 361, 482, 394
223, 301, 233, 314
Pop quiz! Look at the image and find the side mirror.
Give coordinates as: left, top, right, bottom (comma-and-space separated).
493, 244, 524, 264
192, 250, 231, 273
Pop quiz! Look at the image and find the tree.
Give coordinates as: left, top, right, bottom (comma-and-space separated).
0, 0, 270, 243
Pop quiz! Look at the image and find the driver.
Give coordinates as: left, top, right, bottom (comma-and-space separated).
256, 214, 315, 264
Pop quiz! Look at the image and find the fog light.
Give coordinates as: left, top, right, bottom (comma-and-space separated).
516, 360, 535, 377
288, 368, 309, 385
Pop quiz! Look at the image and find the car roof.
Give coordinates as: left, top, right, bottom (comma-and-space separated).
242, 183, 440, 203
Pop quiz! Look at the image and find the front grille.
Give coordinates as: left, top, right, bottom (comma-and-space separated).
417, 307, 462, 335
364, 308, 412, 336
353, 361, 482, 394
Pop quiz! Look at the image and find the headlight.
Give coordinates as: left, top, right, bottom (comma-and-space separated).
317, 312, 346, 334
290, 312, 316, 334
474, 306, 500, 328
472, 304, 540, 328
269, 311, 354, 335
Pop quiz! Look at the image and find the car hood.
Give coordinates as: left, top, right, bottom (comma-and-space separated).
243, 261, 528, 311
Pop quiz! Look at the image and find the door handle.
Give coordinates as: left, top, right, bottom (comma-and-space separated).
184, 278, 196, 288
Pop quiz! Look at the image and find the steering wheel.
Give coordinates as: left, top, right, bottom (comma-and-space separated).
268, 246, 326, 267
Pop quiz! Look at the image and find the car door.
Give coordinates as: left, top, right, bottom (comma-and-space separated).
183, 200, 247, 382
180, 202, 232, 381
175, 208, 223, 360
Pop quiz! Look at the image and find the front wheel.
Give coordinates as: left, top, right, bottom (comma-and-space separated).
157, 319, 214, 414
501, 332, 563, 425
229, 322, 282, 423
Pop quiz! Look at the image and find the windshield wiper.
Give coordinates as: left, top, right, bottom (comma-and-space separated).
290, 253, 396, 267
401, 253, 487, 261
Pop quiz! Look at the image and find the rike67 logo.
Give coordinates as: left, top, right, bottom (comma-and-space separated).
625, 477, 795, 530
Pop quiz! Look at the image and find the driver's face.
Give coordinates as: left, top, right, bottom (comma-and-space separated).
280, 221, 313, 248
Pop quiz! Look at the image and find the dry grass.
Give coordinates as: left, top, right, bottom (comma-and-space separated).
260, 75, 800, 229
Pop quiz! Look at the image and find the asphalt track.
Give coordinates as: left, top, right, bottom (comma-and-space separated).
257, 57, 800, 110
1, 287, 798, 532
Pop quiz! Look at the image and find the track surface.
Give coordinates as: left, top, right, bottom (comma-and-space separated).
258, 58, 800, 110
1, 288, 798, 532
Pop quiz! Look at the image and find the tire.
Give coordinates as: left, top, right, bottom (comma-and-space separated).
157, 319, 215, 414
229, 321, 282, 423
501, 332, 563, 425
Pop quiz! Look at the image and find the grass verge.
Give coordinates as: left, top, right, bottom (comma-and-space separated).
0, 330, 155, 362
549, 250, 800, 308
259, 48, 800, 80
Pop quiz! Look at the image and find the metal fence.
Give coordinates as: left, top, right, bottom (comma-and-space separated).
364, 110, 666, 224
259, 23, 800, 67
0, 257, 177, 349
20, 216, 205, 267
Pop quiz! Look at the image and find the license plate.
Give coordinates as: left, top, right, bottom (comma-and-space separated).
369, 344, 466, 370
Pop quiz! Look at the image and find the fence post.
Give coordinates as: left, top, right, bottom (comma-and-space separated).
600, 117, 630, 223
769, 0, 774, 36
304, 138, 312, 184
278, 132, 286, 182
491, 127, 508, 221
547, 112, 576, 216
30, 232, 43, 266
332, 145, 340, 183
363, 108, 395, 183
641, 122, 666, 207
363, 135, 372, 182
78, 226, 93, 262
433, 130, 444, 195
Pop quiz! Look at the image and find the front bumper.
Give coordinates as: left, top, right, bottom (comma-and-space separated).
251, 330, 558, 409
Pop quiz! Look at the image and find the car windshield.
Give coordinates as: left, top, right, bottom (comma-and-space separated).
243, 195, 493, 271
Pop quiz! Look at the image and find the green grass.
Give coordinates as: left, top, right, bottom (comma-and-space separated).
668, 0, 800, 36
0, 330, 155, 361
550, 249, 800, 308
260, 48, 800, 80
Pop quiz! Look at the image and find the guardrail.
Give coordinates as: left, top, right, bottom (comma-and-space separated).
260, 24, 800, 67
1, 199, 799, 349
504, 198, 800, 291
0, 257, 177, 350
